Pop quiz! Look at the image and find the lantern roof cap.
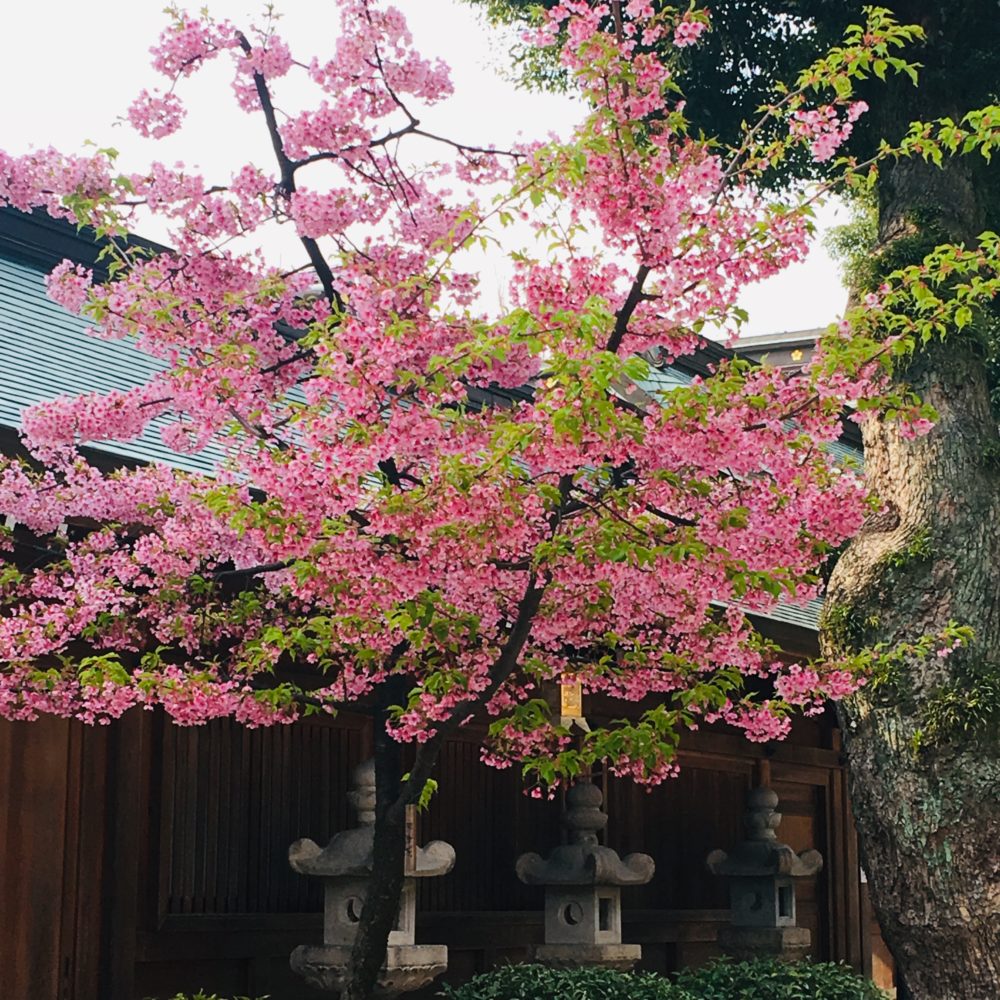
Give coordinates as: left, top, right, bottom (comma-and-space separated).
516, 779, 654, 887
289, 757, 455, 879
707, 785, 823, 879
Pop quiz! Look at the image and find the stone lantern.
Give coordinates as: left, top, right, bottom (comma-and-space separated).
706, 785, 823, 962
289, 758, 456, 996
516, 778, 654, 970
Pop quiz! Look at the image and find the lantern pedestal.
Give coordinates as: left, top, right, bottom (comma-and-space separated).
290, 944, 449, 996
533, 943, 642, 971
715, 925, 812, 963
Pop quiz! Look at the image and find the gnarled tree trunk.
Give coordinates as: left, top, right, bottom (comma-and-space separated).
824, 138, 1000, 996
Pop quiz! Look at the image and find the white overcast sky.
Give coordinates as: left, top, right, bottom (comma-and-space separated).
1, 0, 849, 336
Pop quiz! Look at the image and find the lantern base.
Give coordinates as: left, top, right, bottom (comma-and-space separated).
717, 925, 811, 962
290, 943, 448, 996
533, 943, 642, 971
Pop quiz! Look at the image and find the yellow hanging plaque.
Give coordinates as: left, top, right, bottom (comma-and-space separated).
560, 679, 583, 718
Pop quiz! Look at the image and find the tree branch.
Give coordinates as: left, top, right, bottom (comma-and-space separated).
290, 122, 419, 168
235, 30, 343, 313
606, 264, 650, 354
390, 569, 548, 825
211, 560, 291, 580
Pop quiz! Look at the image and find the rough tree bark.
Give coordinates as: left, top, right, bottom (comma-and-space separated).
823, 25, 1000, 993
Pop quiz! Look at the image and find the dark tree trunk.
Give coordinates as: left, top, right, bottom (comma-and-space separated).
342, 671, 453, 1000
343, 690, 409, 1000
823, 40, 1000, 995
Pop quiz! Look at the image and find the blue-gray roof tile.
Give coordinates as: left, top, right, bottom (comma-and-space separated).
0, 253, 215, 473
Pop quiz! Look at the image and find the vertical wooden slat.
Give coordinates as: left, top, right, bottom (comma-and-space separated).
169, 726, 184, 914
194, 724, 211, 912
102, 709, 148, 1000
187, 726, 199, 913
214, 718, 231, 913
157, 717, 176, 924
203, 722, 221, 912
242, 728, 258, 913
840, 761, 864, 969
259, 727, 274, 911
828, 767, 848, 960
257, 726, 270, 911
276, 724, 291, 911
71, 724, 110, 998
59, 721, 85, 1000
0, 716, 72, 1000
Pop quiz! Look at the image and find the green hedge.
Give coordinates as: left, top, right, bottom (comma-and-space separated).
159, 993, 263, 1000
158, 959, 888, 1000
439, 963, 674, 1000
438, 959, 889, 1000
673, 958, 889, 999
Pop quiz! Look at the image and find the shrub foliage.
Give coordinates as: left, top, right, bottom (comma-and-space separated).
438, 960, 889, 1000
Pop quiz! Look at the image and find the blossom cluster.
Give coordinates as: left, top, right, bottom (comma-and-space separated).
127, 89, 186, 139
673, 14, 708, 48
790, 100, 869, 162
0, 0, 906, 785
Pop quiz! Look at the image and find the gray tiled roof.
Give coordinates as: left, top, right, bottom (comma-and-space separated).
0, 254, 215, 473
752, 596, 823, 632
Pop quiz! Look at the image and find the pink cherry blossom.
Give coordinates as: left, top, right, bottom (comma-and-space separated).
674, 16, 708, 48
789, 100, 869, 163
127, 89, 186, 139
45, 260, 94, 313
0, 0, 925, 788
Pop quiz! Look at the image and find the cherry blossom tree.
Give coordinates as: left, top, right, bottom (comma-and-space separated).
0, 2, 991, 997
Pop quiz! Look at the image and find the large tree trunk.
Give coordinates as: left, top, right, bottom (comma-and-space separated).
823, 98, 1000, 997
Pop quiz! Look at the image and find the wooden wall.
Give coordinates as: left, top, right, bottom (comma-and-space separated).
0, 715, 110, 1000
0, 706, 867, 1000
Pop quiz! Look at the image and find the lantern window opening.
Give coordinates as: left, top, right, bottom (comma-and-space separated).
598, 896, 613, 932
